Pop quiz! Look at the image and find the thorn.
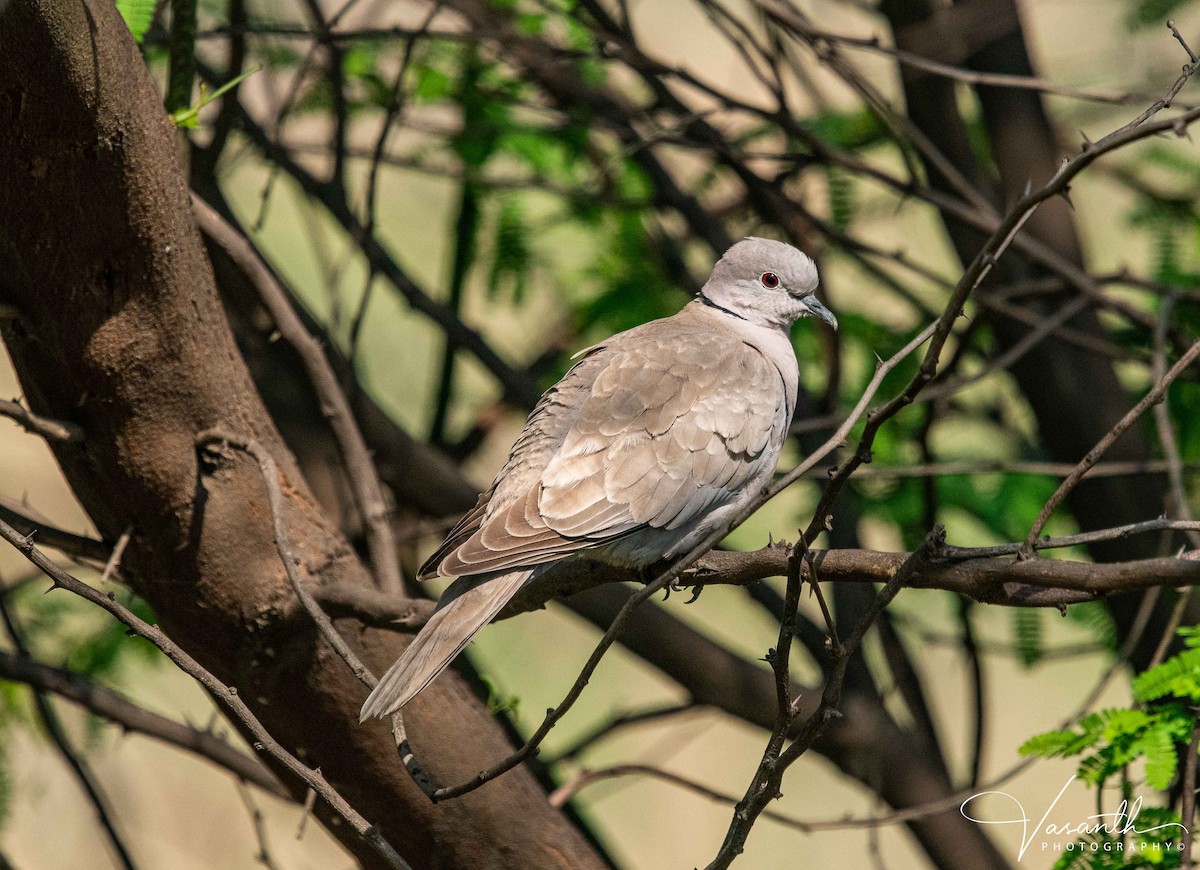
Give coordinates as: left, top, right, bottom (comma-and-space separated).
1059, 186, 1075, 211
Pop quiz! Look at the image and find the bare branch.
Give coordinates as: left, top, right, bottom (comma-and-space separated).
0, 515, 412, 870
0, 649, 287, 798
0, 397, 83, 442
197, 429, 378, 688
0, 597, 138, 870
1026, 337, 1200, 546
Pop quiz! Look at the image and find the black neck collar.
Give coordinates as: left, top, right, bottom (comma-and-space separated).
697, 292, 749, 322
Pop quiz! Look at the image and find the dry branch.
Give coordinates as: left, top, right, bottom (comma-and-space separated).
0, 515, 411, 870
0, 650, 287, 798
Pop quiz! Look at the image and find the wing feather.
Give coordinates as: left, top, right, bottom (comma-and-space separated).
425, 310, 790, 578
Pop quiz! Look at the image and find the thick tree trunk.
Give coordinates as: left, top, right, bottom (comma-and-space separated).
0, 2, 604, 867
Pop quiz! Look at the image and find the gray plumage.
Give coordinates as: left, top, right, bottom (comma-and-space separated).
360, 238, 835, 721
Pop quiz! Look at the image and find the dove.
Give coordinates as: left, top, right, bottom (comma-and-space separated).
360, 237, 836, 720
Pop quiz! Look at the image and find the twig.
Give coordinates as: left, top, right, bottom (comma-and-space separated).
0, 499, 111, 563
0, 649, 287, 797
192, 196, 405, 595
705, 532, 941, 868
802, 23, 1193, 108
830, 458, 1200, 481
0, 398, 84, 442
190, 23, 471, 43
1026, 337, 1200, 547
0, 515, 412, 870
547, 763, 823, 830
297, 787, 318, 840
198, 429, 376, 688
1182, 710, 1200, 869
1152, 295, 1200, 547
237, 783, 282, 870
958, 599, 984, 789
1148, 589, 1192, 672
544, 702, 699, 764
100, 526, 132, 585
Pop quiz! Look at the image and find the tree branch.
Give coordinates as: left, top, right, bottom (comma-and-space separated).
0, 398, 84, 442
0, 649, 287, 798
0, 516, 412, 870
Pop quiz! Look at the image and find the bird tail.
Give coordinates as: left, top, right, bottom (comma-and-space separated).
359, 569, 533, 721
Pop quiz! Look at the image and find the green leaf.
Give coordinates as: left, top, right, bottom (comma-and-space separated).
1066, 601, 1119, 652
804, 108, 886, 150
487, 197, 531, 303
1101, 708, 1152, 741
822, 166, 857, 231
1126, 0, 1194, 29
116, 0, 158, 44
1140, 725, 1179, 790
414, 66, 455, 102
171, 66, 260, 129
1134, 648, 1200, 702
1020, 728, 1099, 759
1014, 608, 1044, 667
1179, 625, 1200, 649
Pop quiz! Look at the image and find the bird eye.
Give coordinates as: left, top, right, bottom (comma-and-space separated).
760, 272, 780, 289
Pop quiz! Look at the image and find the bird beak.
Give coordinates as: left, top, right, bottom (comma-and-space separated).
800, 295, 838, 330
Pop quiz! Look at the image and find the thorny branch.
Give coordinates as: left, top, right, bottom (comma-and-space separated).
0, 516, 412, 870
0, 649, 287, 797
0, 593, 138, 870
704, 37, 1200, 864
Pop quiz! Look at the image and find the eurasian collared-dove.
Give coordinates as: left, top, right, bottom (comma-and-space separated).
360, 237, 836, 720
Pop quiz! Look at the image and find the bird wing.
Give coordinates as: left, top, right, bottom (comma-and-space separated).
428, 313, 789, 578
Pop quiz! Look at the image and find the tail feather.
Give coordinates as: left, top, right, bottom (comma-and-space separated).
359, 570, 532, 721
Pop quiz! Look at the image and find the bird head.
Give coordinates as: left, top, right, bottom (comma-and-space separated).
699, 237, 836, 331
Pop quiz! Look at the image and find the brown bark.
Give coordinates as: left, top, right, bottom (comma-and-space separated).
0, 2, 603, 868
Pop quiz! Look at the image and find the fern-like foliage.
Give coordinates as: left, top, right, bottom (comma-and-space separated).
1133, 649, 1200, 704
1021, 627, 1200, 867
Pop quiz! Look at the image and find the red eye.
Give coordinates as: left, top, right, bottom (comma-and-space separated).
760, 272, 780, 289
